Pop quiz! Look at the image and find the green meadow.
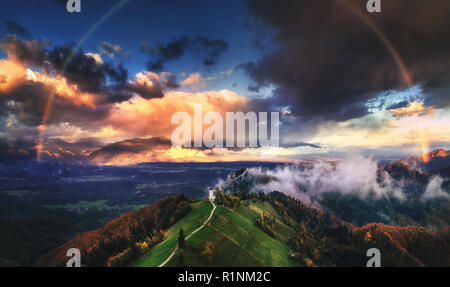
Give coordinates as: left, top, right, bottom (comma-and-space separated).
131, 198, 298, 267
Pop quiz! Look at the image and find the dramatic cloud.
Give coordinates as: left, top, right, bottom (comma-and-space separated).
0, 34, 48, 67
104, 89, 248, 140
143, 36, 191, 71
309, 108, 450, 154
47, 44, 125, 94
0, 53, 110, 127
0, 34, 244, 154
143, 36, 228, 71
242, 0, 450, 121
0, 37, 184, 138
181, 73, 206, 87
124, 71, 179, 100
423, 70, 450, 110
100, 42, 128, 59
0, 35, 182, 103
1, 19, 31, 39
387, 101, 435, 118
2, 3, 449, 162
85, 53, 103, 64
0, 35, 131, 96
192, 37, 228, 67
386, 101, 410, 111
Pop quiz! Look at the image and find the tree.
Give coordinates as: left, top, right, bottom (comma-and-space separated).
201, 241, 214, 264
178, 229, 185, 249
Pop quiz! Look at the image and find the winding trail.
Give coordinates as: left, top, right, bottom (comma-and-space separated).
158, 190, 216, 267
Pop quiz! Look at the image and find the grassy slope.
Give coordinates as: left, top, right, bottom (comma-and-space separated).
131, 199, 213, 266
132, 199, 298, 267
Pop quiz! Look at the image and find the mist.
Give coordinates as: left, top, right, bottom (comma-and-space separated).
216, 155, 449, 206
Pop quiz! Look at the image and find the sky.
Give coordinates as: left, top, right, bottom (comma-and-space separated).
0, 0, 450, 163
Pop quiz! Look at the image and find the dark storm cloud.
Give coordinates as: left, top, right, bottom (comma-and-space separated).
143, 36, 228, 71
103, 63, 128, 84
0, 34, 48, 66
192, 37, 229, 66
126, 83, 164, 99
123, 72, 179, 100
247, 85, 259, 92
144, 36, 191, 72
422, 70, 450, 109
47, 45, 108, 94
1, 19, 31, 39
0, 81, 111, 126
49, 46, 175, 102
386, 101, 410, 111
0, 35, 181, 132
0, 81, 53, 125
243, 0, 450, 121
0, 35, 177, 103
0, 36, 124, 95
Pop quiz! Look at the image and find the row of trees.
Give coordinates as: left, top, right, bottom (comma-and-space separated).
214, 191, 241, 209
256, 212, 277, 238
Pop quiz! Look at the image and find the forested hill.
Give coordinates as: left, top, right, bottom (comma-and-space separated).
35, 194, 192, 267
36, 191, 450, 267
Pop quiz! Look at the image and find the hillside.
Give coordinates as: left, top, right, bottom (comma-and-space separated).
34, 154, 450, 267
132, 198, 298, 267
35, 194, 193, 266
37, 191, 450, 267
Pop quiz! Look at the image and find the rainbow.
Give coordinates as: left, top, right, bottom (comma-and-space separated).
36, 0, 415, 161
420, 140, 430, 163
338, 0, 413, 87
337, 0, 431, 160
36, 0, 131, 161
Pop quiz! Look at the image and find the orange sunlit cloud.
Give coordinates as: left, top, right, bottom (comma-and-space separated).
0, 58, 97, 107
25, 68, 97, 107
0, 59, 27, 93
104, 89, 248, 140
2, 50, 449, 164
388, 101, 435, 118
181, 72, 206, 87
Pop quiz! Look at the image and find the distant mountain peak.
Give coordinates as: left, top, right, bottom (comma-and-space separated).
402, 148, 450, 171
427, 149, 450, 159
87, 137, 174, 165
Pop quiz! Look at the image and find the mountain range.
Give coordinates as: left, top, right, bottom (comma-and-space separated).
2, 136, 450, 169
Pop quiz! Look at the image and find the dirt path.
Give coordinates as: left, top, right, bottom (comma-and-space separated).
158, 191, 216, 267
